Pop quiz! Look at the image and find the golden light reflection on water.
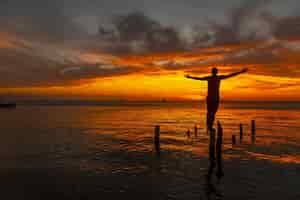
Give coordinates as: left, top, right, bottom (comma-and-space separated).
71, 104, 300, 164
0, 104, 299, 166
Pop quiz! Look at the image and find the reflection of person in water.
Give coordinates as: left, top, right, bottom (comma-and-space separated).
185, 67, 248, 131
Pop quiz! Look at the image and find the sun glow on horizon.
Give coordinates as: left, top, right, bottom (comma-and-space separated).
2, 70, 300, 101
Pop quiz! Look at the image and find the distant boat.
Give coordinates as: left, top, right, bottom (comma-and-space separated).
0, 103, 16, 109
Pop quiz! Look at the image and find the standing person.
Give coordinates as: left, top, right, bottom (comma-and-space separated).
185, 67, 248, 132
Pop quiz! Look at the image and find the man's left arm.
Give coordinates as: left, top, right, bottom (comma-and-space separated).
220, 68, 248, 79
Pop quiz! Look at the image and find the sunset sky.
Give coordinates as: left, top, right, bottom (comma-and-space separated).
1, 0, 300, 101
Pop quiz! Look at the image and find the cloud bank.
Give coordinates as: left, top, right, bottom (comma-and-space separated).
0, 0, 300, 90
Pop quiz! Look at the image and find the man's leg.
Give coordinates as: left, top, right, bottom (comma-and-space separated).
206, 112, 210, 132
210, 100, 219, 130
207, 111, 214, 132
206, 99, 219, 132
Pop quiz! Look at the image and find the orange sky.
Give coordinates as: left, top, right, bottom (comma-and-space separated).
1, 38, 300, 101
1, 1, 300, 101
1, 37, 300, 101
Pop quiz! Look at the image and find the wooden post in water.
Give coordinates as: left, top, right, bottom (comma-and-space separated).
232, 135, 236, 146
251, 120, 256, 144
194, 125, 198, 137
240, 123, 243, 143
186, 129, 191, 138
207, 128, 216, 182
216, 121, 224, 180
154, 125, 160, 153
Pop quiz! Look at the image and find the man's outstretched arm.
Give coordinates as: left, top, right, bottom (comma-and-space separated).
220, 68, 248, 79
185, 74, 210, 81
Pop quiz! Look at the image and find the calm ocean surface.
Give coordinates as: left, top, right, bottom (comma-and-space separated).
0, 102, 300, 199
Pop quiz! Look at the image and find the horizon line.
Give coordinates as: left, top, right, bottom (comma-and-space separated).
6, 99, 300, 104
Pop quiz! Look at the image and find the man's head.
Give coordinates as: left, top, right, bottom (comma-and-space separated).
211, 67, 218, 76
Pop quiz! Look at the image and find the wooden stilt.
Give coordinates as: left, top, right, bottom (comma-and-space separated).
216, 121, 224, 180
251, 120, 256, 144
154, 125, 160, 153
186, 129, 191, 138
232, 135, 236, 146
207, 128, 216, 182
240, 123, 243, 143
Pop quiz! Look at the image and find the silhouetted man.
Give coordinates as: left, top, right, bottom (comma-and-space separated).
185, 67, 248, 131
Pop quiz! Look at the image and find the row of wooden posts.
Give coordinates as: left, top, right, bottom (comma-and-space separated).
232, 120, 256, 145
154, 120, 256, 152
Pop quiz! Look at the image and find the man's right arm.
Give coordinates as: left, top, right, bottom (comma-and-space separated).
185, 74, 210, 81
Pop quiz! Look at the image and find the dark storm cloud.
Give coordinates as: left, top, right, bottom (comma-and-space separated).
207, 0, 300, 45
98, 12, 185, 54
210, 0, 274, 45
274, 16, 300, 41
